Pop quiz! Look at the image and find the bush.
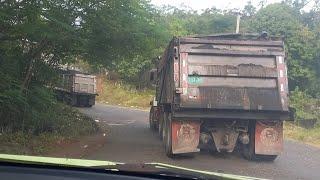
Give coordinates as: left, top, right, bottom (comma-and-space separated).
0, 79, 98, 136
0, 79, 99, 155
290, 89, 320, 127
97, 80, 154, 109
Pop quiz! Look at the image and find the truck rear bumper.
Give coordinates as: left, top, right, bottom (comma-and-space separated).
172, 108, 291, 121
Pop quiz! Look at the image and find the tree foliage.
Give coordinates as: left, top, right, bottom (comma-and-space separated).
247, 2, 320, 97
0, 0, 164, 132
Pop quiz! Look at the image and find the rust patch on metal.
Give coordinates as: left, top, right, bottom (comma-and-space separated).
172, 121, 200, 154
197, 87, 282, 111
188, 64, 277, 78
255, 120, 283, 155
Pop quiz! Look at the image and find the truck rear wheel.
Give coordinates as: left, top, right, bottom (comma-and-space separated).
88, 95, 95, 107
162, 113, 167, 142
149, 107, 157, 131
70, 94, 77, 106
158, 112, 164, 140
164, 112, 174, 157
84, 96, 92, 107
242, 121, 278, 161
85, 95, 93, 107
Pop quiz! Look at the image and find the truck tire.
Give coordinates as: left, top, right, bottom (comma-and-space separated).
158, 113, 164, 140
162, 114, 166, 142
87, 95, 95, 107
164, 112, 174, 157
70, 94, 77, 106
85, 96, 93, 107
242, 121, 278, 161
149, 107, 157, 131
158, 122, 163, 140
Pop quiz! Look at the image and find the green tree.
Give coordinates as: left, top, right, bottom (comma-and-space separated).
0, 0, 167, 131
248, 3, 320, 96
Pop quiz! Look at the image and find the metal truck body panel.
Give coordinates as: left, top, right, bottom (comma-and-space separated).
73, 74, 96, 94
59, 73, 97, 95
154, 34, 290, 118
176, 37, 288, 113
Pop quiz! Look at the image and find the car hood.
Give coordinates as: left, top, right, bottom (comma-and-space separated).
0, 154, 266, 180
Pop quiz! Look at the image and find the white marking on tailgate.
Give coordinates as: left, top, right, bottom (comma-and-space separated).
280, 84, 284, 92
279, 70, 284, 77
278, 56, 283, 64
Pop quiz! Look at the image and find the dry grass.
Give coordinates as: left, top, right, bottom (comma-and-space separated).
97, 80, 154, 110
284, 122, 320, 147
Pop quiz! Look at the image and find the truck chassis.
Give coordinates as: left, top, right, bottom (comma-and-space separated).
56, 90, 96, 107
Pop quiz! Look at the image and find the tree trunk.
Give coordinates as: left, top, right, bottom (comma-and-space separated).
21, 38, 48, 92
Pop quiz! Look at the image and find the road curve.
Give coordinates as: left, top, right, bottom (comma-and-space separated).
79, 103, 320, 180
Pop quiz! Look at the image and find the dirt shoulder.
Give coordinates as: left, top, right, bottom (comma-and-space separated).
46, 110, 111, 159
46, 132, 108, 159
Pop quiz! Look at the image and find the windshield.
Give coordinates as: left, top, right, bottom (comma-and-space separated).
1, 0, 320, 180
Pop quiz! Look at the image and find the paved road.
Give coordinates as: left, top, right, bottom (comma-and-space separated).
79, 103, 320, 180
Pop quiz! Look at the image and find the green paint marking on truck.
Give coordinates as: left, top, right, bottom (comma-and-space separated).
188, 76, 202, 84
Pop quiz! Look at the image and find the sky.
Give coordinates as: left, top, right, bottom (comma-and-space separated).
150, 0, 316, 12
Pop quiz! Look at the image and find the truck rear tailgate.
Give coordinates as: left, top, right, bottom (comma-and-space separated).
177, 39, 288, 112
74, 74, 96, 94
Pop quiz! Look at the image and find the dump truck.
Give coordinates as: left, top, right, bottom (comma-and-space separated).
149, 33, 293, 161
55, 69, 97, 107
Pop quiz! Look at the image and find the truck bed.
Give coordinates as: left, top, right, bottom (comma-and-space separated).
157, 34, 290, 120
57, 70, 97, 95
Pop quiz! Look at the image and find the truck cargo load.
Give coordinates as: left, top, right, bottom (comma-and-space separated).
149, 33, 293, 161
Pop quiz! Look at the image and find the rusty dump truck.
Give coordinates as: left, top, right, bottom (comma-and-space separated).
55, 70, 97, 107
149, 33, 293, 161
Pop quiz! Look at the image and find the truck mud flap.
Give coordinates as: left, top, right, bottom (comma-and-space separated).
255, 120, 283, 155
172, 121, 200, 154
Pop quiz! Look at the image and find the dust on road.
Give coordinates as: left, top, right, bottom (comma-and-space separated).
79, 103, 320, 180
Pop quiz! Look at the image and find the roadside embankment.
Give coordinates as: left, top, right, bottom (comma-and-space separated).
96, 80, 154, 110
0, 105, 100, 156
284, 122, 320, 148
